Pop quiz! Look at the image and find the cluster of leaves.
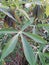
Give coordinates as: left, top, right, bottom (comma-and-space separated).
0, 0, 49, 65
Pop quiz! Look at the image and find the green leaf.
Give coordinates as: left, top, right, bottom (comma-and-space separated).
37, 24, 49, 32
0, 4, 9, 9
21, 18, 34, 31
39, 52, 46, 65
21, 34, 36, 65
45, 64, 49, 65
1, 34, 19, 59
17, 8, 30, 20
23, 32, 47, 44
0, 59, 6, 65
43, 53, 49, 58
37, 24, 49, 27
0, 8, 16, 21
46, 4, 49, 16
0, 28, 18, 34
34, 54, 37, 65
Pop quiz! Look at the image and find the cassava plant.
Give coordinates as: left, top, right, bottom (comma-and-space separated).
0, 0, 49, 65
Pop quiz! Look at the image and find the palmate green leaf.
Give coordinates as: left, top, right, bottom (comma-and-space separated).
39, 52, 46, 65
21, 18, 34, 31
1, 33, 19, 59
0, 28, 18, 34
21, 34, 36, 65
0, 8, 16, 21
23, 32, 47, 44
